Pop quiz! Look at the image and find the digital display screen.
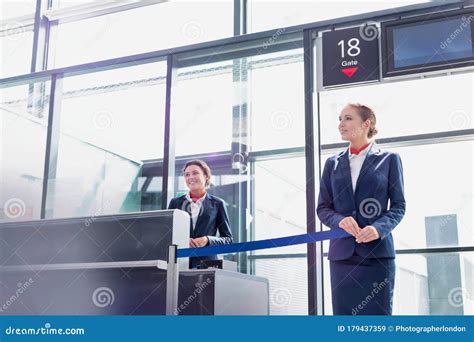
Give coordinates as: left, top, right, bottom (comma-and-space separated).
383, 11, 474, 76
393, 16, 473, 68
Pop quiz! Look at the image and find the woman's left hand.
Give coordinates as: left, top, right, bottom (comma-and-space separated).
355, 226, 380, 243
189, 236, 209, 248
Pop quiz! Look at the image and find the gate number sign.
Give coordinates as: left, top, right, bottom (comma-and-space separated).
322, 25, 380, 87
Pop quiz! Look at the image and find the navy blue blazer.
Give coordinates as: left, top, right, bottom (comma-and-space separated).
317, 143, 406, 261
168, 193, 233, 267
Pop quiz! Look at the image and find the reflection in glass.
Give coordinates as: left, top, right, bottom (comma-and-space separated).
1, 82, 50, 222
45, 61, 167, 218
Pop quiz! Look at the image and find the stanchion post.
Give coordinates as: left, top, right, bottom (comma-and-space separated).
166, 244, 179, 315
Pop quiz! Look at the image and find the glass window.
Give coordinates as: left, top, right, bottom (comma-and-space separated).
0, 81, 50, 222
0, 0, 36, 21
0, 30, 34, 79
253, 157, 307, 254
319, 73, 474, 145
251, 157, 309, 315
173, 60, 233, 156
394, 252, 473, 315
248, 0, 429, 33
50, 0, 233, 68
391, 141, 473, 249
45, 61, 167, 219
249, 49, 305, 151
255, 257, 308, 315
172, 33, 304, 156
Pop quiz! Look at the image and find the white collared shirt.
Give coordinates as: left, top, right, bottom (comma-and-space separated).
185, 192, 207, 230
348, 143, 372, 192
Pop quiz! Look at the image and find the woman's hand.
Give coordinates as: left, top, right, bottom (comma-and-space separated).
338, 217, 361, 236
355, 226, 380, 243
189, 236, 209, 248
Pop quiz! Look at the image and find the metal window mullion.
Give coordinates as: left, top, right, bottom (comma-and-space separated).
161, 54, 176, 210
303, 29, 321, 316
40, 73, 63, 219
233, 0, 247, 36
231, 55, 249, 274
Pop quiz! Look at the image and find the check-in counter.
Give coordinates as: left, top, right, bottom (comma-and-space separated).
0, 210, 268, 315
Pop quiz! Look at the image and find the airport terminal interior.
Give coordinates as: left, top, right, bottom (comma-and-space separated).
0, 0, 473, 315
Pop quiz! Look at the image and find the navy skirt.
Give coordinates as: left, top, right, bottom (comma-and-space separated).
330, 255, 395, 315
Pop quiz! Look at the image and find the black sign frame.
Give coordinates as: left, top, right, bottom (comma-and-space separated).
322, 25, 380, 88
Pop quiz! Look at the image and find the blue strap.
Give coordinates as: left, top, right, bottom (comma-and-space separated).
177, 229, 350, 258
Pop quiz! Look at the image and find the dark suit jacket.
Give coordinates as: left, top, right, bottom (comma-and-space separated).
317, 143, 406, 261
168, 193, 233, 268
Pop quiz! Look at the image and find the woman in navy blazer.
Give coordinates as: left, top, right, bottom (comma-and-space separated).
317, 103, 405, 315
168, 159, 233, 268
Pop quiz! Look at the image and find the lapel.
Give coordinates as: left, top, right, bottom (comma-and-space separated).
354, 143, 381, 194
335, 149, 355, 199
193, 194, 212, 235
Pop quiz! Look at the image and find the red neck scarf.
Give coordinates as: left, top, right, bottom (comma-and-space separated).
350, 142, 371, 155
189, 191, 206, 202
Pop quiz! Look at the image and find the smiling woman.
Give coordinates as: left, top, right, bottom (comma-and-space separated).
168, 159, 233, 269
318, 103, 406, 315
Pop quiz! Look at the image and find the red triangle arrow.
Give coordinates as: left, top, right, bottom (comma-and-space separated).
341, 67, 358, 77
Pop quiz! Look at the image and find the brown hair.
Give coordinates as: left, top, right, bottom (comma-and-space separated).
182, 159, 212, 187
347, 103, 378, 138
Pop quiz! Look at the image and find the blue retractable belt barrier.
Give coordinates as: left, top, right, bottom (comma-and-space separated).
177, 229, 350, 258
